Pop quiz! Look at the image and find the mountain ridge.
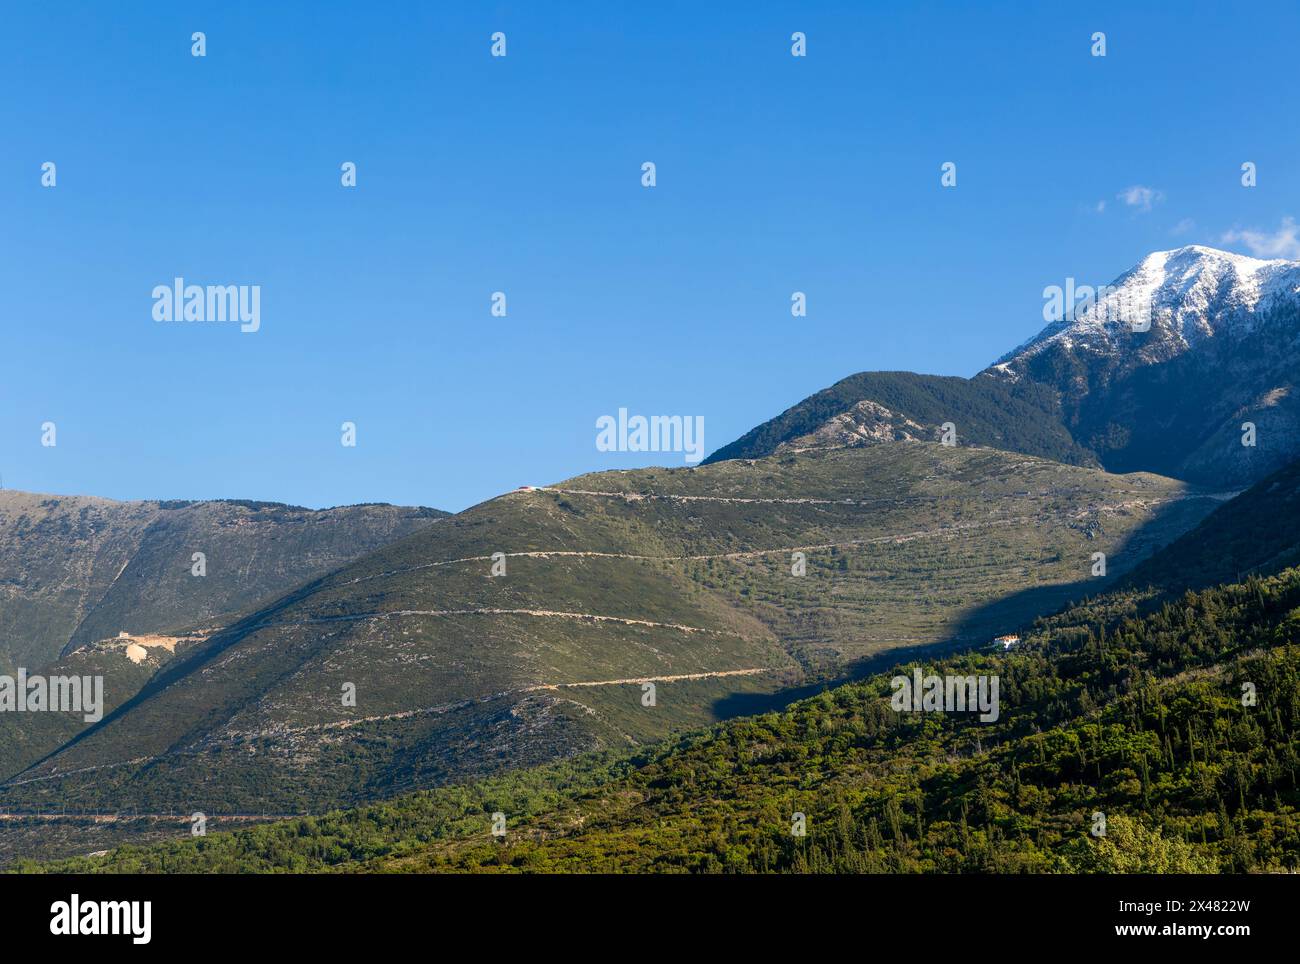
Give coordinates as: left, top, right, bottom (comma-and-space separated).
0, 489, 447, 675
982, 244, 1300, 487
702, 371, 1094, 466
0, 443, 1217, 823
7, 246, 1293, 863
989, 244, 1300, 372
706, 245, 1300, 490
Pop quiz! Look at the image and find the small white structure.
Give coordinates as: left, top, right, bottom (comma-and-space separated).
993, 634, 1021, 651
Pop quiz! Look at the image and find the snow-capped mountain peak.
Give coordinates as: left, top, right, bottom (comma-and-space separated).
982, 243, 1300, 489
992, 244, 1300, 373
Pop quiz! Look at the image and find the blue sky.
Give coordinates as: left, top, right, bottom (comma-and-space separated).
3, 1, 1299, 512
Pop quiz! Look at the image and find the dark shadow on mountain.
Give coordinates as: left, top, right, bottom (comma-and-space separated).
709, 486, 1227, 721
1, 568, 344, 787
710, 634, 978, 719
926, 488, 1227, 645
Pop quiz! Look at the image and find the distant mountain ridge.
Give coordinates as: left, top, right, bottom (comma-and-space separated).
990, 245, 1300, 372
0, 490, 446, 675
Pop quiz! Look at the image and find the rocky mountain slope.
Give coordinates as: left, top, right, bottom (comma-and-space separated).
985, 245, 1300, 487
707, 246, 1300, 491
1121, 454, 1300, 593
0, 491, 446, 675
0, 631, 208, 782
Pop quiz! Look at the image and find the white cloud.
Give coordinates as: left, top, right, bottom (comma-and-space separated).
1094, 200, 1106, 214
1221, 217, 1300, 259
1170, 217, 1195, 236
1117, 185, 1165, 212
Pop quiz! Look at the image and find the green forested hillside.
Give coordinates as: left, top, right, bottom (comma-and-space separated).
703, 371, 1094, 466
21, 566, 1300, 874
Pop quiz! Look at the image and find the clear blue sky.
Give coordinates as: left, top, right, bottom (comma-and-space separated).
3, 1, 1298, 512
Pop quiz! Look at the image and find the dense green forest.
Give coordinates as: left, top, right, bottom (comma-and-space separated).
19, 565, 1300, 874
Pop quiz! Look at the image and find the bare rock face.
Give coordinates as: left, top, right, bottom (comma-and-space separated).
775, 400, 931, 454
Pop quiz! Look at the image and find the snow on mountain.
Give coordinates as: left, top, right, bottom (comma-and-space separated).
980, 244, 1300, 488
991, 245, 1300, 374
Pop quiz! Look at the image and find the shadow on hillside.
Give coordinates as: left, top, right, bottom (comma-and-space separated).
710, 489, 1225, 721
935, 493, 1222, 641
2, 570, 341, 786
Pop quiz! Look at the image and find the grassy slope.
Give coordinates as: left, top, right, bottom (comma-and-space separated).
0, 444, 1217, 841
21, 566, 1300, 874
0, 493, 157, 673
